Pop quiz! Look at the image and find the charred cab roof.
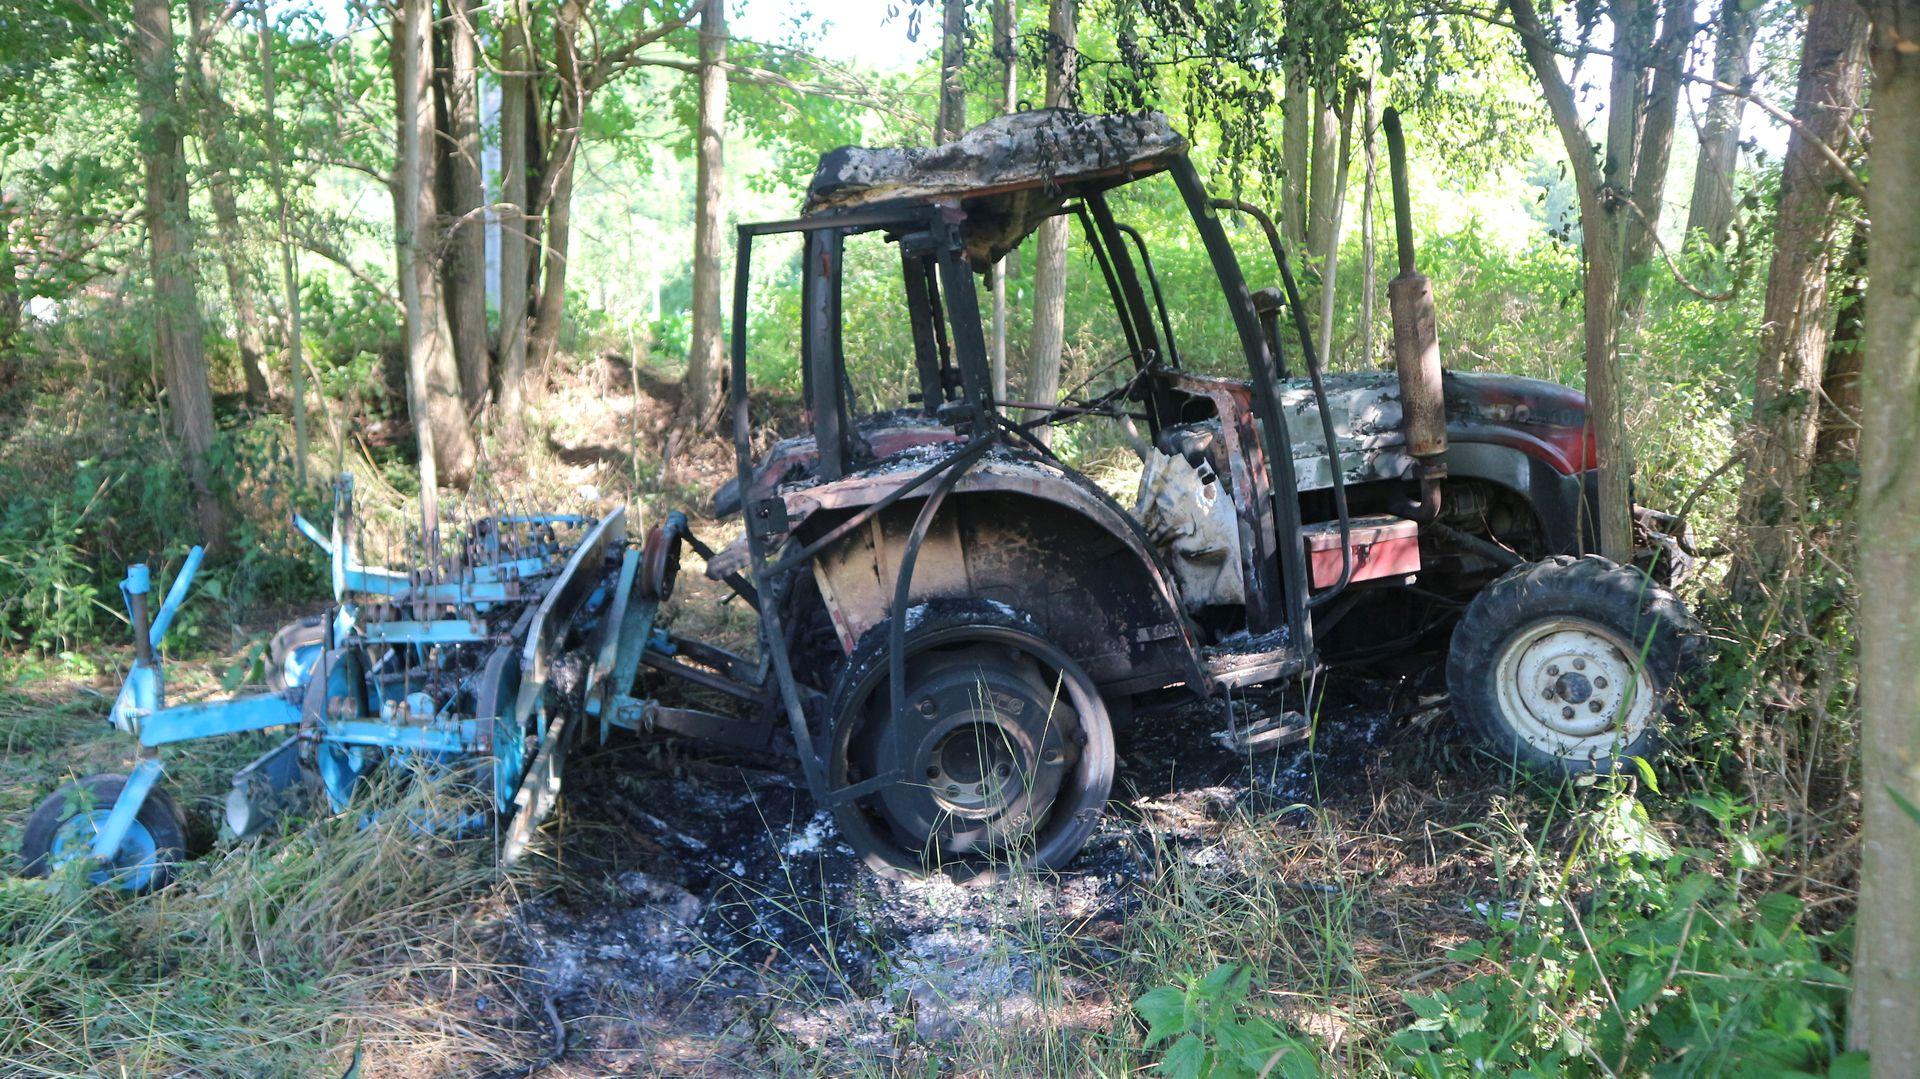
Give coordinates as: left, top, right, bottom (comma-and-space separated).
796, 109, 1188, 268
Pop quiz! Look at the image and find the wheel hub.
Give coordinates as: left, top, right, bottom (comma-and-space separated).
867, 650, 1077, 856
1493, 616, 1656, 758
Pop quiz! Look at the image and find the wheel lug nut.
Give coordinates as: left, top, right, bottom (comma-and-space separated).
1588, 700, 1604, 713
917, 697, 938, 716
1561, 706, 1575, 720
1547, 665, 1560, 677
946, 784, 960, 796
1594, 676, 1608, 689
1542, 688, 1555, 700
1573, 659, 1586, 671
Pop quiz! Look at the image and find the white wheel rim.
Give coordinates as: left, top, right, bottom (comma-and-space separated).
1491, 616, 1657, 763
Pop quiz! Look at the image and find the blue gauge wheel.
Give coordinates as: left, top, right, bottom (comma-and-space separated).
21, 774, 188, 893
473, 645, 526, 814
302, 646, 381, 811
266, 614, 328, 695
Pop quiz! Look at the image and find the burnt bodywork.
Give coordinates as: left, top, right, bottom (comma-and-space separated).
640, 109, 1664, 812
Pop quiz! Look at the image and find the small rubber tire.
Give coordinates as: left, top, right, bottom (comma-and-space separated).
267, 614, 328, 695
1447, 554, 1697, 774
824, 599, 1115, 884
20, 773, 189, 893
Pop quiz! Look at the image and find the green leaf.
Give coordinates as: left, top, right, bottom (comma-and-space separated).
1630, 755, 1660, 794
1829, 1051, 1871, 1079
1163, 1032, 1207, 1079
1136, 986, 1189, 1047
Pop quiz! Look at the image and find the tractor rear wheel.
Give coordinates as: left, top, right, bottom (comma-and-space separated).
825, 601, 1114, 883
1447, 555, 1695, 774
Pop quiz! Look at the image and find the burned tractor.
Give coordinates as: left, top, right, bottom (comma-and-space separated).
20, 108, 1694, 893
639, 107, 1696, 880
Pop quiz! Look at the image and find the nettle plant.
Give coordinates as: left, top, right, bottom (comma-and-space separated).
1387, 782, 1856, 1077
1135, 963, 1321, 1079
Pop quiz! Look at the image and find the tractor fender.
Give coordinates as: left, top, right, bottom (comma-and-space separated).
1438, 439, 1600, 555
783, 451, 1203, 695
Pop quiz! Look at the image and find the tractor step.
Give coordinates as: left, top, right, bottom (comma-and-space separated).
1212, 709, 1310, 752
1202, 632, 1304, 688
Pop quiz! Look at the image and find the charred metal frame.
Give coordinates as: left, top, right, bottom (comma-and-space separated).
728, 158, 1355, 804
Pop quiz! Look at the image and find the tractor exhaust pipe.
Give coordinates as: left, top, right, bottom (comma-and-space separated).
1383, 108, 1447, 522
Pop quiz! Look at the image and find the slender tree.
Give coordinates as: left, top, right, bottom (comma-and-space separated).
1730, 0, 1868, 598
1618, 0, 1697, 320
497, 2, 534, 434
133, 0, 224, 544
1685, 0, 1758, 248
1282, 64, 1309, 249
394, 0, 477, 492
936, 0, 967, 141
436, 0, 490, 411
1852, 2, 1920, 1064
989, 0, 1016, 402
257, 0, 307, 484
185, 0, 270, 405
1503, 0, 1694, 561
1026, 0, 1076, 441
682, 0, 728, 427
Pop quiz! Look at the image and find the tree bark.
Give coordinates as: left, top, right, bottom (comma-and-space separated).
1282, 63, 1310, 249
1316, 85, 1356, 369
1359, 82, 1377, 369
989, 0, 1017, 402
1730, 0, 1868, 598
394, 0, 476, 494
1305, 83, 1340, 270
936, 0, 968, 141
186, 0, 270, 406
1025, 0, 1076, 442
1507, 0, 1632, 560
257, 0, 307, 486
1816, 221, 1867, 467
527, 0, 585, 382
0, 191, 19, 363
1851, 1, 1920, 1067
1685, 0, 1757, 248
133, 0, 224, 545
497, 7, 533, 435
435, 0, 490, 413
1619, 0, 1696, 320
681, 0, 729, 428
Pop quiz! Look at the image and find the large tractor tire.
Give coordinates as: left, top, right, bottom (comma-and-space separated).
824, 600, 1115, 884
1447, 555, 1696, 775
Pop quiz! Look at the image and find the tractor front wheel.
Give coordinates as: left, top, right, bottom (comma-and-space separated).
1447, 555, 1695, 774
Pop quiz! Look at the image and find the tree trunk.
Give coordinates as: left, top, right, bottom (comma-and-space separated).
1816, 221, 1867, 467
133, 0, 224, 545
1282, 63, 1309, 249
681, 0, 728, 428
936, 0, 968, 141
1305, 83, 1340, 270
1508, 0, 1632, 560
257, 0, 307, 486
1685, 0, 1757, 248
497, 9, 532, 435
989, 0, 1016, 402
1025, 0, 1076, 442
0, 191, 19, 362
1852, 2, 1920, 1068
186, 0, 270, 406
394, 0, 476, 494
1359, 82, 1377, 369
1619, 0, 1695, 320
436, 0, 490, 413
1730, 0, 1868, 599
1316, 85, 1355, 369
528, 0, 586, 383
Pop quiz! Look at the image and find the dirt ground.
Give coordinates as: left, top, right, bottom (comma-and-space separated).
476, 660, 1491, 1078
